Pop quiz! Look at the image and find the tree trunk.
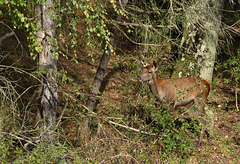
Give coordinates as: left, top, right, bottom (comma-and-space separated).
181, 0, 224, 138
84, 0, 128, 133
36, 0, 57, 143
183, 0, 223, 82
87, 0, 128, 109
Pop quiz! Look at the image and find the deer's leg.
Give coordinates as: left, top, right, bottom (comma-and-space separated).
194, 98, 207, 146
197, 125, 206, 147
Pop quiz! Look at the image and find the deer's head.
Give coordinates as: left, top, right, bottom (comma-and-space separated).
138, 60, 158, 82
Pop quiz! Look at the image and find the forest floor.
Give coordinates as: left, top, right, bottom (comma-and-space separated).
58, 52, 240, 163
2, 34, 240, 163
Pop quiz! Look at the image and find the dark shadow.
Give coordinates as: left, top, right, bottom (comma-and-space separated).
99, 66, 122, 93
90, 63, 125, 109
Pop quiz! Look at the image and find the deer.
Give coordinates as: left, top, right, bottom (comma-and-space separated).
137, 60, 211, 146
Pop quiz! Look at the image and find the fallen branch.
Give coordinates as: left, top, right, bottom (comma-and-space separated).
108, 120, 156, 136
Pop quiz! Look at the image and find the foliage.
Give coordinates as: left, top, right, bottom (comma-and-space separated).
1, 0, 240, 163
0, 0, 112, 62
57, 0, 113, 62
223, 49, 240, 85
0, 0, 39, 59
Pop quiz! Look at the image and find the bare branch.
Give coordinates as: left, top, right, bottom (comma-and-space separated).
0, 31, 14, 43
113, 20, 174, 28
0, 21, 23, 51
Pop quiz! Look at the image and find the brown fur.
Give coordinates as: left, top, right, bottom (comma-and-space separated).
138, 60, 211, 146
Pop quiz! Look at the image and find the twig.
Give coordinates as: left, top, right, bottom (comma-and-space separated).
97, 121, 107, 136
14, 84, 41, 103
56, 103, 68, 127
112, 22, 166, 47
171, 108, 191, 123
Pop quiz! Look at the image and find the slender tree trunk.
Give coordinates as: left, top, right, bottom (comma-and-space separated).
83, 0, 128, 133
87, 0, 128, 109
183, 0, 223, 82
36, 0, 57, 143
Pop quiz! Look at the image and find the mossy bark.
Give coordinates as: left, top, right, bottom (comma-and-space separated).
179, 0, 223, 82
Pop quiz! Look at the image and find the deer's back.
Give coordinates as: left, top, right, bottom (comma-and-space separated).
156, 76, 210, 103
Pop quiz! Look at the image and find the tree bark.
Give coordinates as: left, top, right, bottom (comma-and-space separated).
183, 0, 224, 82
36, 0, 57, 143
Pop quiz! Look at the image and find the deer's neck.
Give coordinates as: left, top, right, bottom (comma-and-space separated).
149, 73, 159, 95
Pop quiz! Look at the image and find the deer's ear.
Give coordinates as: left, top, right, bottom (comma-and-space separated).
141, 60, 149, 67
153, 61, 158, 71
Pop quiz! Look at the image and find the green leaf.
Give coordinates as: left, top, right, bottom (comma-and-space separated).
20, 17, 25, 22
25, 23, 30, 28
